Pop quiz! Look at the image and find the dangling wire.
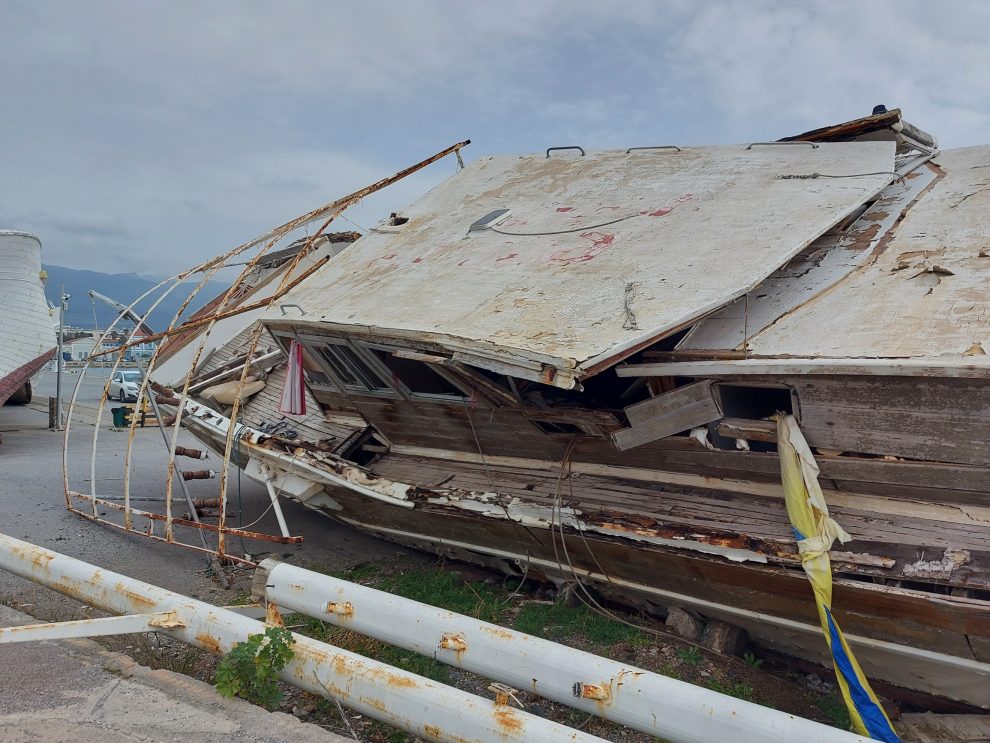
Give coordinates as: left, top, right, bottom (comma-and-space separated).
548, 437, 714, 653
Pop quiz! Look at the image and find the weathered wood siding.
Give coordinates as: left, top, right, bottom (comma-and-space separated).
785, 375, 990, 467
310, 372, 990, 504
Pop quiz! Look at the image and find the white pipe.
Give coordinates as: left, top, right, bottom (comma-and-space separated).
0, 532, 605, 743
0, 611, 182, 643
259, 560, 869, 743
259, 465, 291, 538
188, 350, 283, 393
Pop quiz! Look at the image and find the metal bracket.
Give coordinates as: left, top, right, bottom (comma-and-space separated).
746, 141, 819, 150
546, 146, 586, 158
279, 303, 305, 316
625, 146, 682, 154
0, 610, 185, 644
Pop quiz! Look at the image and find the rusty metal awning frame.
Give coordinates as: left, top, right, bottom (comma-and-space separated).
63, 141, 471, 574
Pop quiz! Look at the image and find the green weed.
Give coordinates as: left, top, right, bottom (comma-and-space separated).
214, 626, 295, 710
706, 679, 755, 701
381, 567, 507, 623
817, 692, 852, 730
743, 651, 764, 668
676, 646, 702, 666
513, 601, 650, 647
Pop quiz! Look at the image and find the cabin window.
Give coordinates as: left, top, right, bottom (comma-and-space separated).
710, 383, 793, 452
365, 347, 468, 401
309, 341, 396, 396
716, 384, 793, 419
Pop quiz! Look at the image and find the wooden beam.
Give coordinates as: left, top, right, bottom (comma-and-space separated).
716, 418, 777, 443
612, 381, 722, 451
616, 357, 990, 379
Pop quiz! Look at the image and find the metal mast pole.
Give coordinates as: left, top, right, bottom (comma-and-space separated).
54, 285, 68, 430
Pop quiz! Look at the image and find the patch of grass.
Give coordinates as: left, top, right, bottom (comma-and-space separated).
333, 562, 382, 582
817, 692, 852, 730
226, 590, 254, 606
743, 651, 764, 668
377, 645, 450, 683
659, 663, 682, 680
706, 678, 755, 702
676, 646, 702, 666
512, 601, 650, 648
382, 566, 507, 623
286, 613, 450, 684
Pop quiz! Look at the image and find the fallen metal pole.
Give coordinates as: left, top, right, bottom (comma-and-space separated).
257, 560, 870, 743
0, 533, 605, 743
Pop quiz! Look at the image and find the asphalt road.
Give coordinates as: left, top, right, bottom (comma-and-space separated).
0, 387, 410, 741
34, 367, 112, 405
0, 402, 407, 616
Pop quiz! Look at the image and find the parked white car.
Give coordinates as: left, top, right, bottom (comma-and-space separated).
107, 369, 143, 402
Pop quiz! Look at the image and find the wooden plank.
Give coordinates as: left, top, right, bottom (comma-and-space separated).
716, 417, 777, 443
615, 357, 990, 378
613, 381, 722, 451
896, 713, 990, 743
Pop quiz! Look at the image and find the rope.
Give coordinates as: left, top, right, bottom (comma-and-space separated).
489, 213, 639, 236
461, 399, 496, 492
548, 437, 714, 653
777, 171, 905, 183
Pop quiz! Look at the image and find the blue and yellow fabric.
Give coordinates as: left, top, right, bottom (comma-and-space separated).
775, 414, 900, 742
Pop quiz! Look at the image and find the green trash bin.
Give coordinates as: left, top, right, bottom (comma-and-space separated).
110, 406, 131, 428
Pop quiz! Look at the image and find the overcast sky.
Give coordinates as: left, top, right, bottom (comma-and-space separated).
1, 0, 988, 276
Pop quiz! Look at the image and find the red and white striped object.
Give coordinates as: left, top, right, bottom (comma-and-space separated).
277, 340, 307, 416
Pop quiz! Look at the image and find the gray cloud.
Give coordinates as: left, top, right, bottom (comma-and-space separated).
0, 1, 987, 274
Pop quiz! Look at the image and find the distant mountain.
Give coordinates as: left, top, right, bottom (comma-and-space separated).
43, 264, 228, 330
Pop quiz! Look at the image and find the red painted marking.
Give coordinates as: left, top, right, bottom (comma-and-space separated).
495, 252, 519, 263
642, 193, 694, 216
458, 259, 469, 267
382, 254, 398, 260
412, 257, 423, 263
556, 207, 574, 212
548, 232, 616, 266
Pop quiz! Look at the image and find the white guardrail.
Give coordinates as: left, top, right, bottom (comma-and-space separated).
0, 533, 869, 743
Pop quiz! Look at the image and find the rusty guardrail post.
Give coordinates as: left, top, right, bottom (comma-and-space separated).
0, 532, 605, 743
257, 560, 872, 743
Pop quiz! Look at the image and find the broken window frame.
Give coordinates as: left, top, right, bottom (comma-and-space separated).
714, 381, 797, 420
294, 334, 400, 399
360, 342, 471, 403
709, 381, 798, 452
281, 332, 471, 403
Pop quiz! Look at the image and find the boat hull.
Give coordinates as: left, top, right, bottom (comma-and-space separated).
185, 417, 990, 709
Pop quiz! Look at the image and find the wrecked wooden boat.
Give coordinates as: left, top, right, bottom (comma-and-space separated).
137, 111, 990, 708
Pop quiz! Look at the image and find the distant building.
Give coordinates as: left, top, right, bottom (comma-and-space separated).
127, 328, 157, 362
63, 336, 97, 361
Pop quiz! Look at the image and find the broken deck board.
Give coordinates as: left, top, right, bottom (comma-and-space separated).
371, 453, 990, 588
613, 380, 722, 450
